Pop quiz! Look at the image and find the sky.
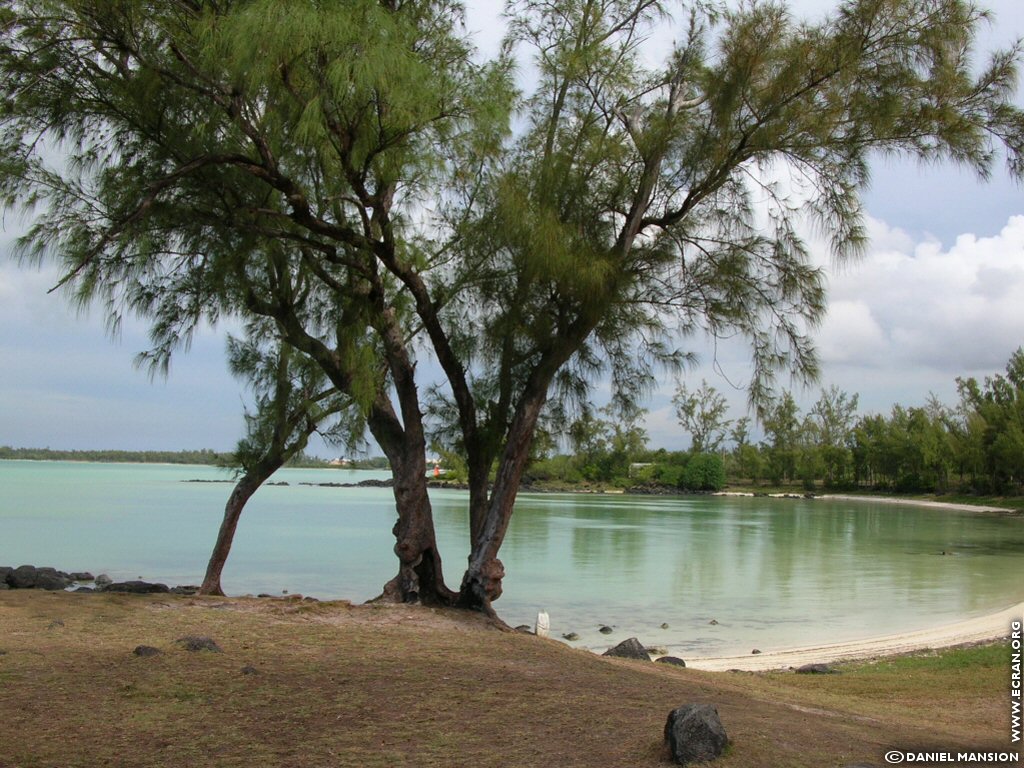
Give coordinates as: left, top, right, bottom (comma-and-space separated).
1, 0, 1023, 456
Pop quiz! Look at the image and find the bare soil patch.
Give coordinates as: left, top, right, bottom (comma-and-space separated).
0, 591, 1015, 767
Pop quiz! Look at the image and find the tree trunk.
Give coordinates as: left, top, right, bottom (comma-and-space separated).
375, 447, 455, 606
457, 394, 547, 614
199, 469, 276, 596
367, 393, 455, 607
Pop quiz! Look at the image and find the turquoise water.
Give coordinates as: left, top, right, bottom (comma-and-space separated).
2, 460, 1023, 656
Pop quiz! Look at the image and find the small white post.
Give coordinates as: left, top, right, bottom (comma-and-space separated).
535, 610, 550, 638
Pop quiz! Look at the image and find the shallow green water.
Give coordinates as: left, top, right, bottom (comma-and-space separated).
2, 460, 1023, 656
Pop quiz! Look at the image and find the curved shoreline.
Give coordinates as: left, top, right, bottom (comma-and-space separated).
682, 599, 1024, 671
816, 493, 1011, 514
715, 490, 1014, 514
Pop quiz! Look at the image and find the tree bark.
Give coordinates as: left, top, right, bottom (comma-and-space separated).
199, 467, 279, 596
367, 392, 455, 607
375, 444, 455, 606
457, 390, 549, 614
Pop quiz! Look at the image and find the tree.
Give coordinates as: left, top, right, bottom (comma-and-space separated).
673, 380, 733, 454
201, 329, 354, 596
0, 0, 502, 605
762, 391, 801, 483
956, 348, 1024, 492
728, 416, 765, 484
808, 386, 860, 486
3, 0, 1024, 615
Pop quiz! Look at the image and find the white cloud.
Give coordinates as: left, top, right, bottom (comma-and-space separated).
816, 300, 888, 367
817, 215, 1024, 378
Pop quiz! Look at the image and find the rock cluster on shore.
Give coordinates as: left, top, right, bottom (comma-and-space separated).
0, 564, 199, 595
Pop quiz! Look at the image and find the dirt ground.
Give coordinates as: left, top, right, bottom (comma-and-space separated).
0, 591, 1018, 767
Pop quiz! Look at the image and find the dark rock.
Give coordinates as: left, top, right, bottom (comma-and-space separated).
708, 619, 719, 625
37, 573, 72, 591
562, 632, 580, 641
795, 663, 836, 675
751, 649, 762, 655
0, 566, 13, 585
170, 585, 200, 595
598, 625, 613, 634
69, 572, 94, 581
664, 703, 729, 765
94, 574, 113, 587
240, 665, 259, 675
257, 593, 274, 598
602, 637, 651, 662
177, 636, 223, 653
133, 645, 162, 657
105, 581, 171, 594
0, 583, 8, 590
660, 622, 670, 629
514, 625, 533, 633
74, 587, 95, 593
656, 656, 688, 668
7, 565, 40, 589
8, 565, 72, 590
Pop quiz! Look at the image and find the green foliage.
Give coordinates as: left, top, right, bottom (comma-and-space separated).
682, 453, 726, 491
954, 348, 1024, 493
673, 380, 732, 453
0, 446, 236, 465
4, 0, 1024, 604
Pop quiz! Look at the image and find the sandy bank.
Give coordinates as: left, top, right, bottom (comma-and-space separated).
683, 599, 1024, 671
817, 494, 1011, 514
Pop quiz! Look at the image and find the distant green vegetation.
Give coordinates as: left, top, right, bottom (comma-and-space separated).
0, 446, 235, 465
0, 446, 391, 470
505, 348, 1024, 497
0, 448, 399, 473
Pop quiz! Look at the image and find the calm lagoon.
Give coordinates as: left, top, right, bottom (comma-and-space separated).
2, 459, 1023, 656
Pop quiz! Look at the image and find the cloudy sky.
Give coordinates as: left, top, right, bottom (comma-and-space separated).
1, 0, 1023, 455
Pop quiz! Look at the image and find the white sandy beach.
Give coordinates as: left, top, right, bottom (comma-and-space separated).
715, 490, 1010, 514
682, 599, 1024, 671
687, 494, 1023, 670
817, 494, 1010, 514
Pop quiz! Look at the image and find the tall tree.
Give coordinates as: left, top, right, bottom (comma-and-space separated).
3, 0, 1024, 616
808, 385, 860, 485
438, 0, 1024, 611
762, 391, 802, 483
0, 0, 504, 605
956, 348, 1024, 492
673, 379, 733, 453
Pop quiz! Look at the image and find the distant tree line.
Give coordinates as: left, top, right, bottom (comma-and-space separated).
0, 446, 365, 469
517, 349, 1024, 496
0, 447, 234, 465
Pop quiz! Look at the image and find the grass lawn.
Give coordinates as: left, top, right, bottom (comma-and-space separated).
0, 591, 1018, 767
